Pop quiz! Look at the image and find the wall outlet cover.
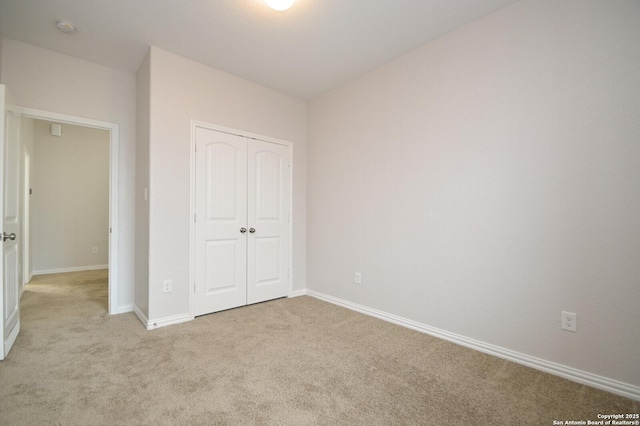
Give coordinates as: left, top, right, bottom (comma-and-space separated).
561, 311, 577, 332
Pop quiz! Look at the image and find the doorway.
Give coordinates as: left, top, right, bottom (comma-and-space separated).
17, 107, 119, 314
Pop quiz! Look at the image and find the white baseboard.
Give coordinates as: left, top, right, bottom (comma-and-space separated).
135, 309, 192, 331
289, 289, 308, 298
33, 264, 108, 275
115, 304, 134, 315
306, 290, 640, 402
133, 305, 149, 328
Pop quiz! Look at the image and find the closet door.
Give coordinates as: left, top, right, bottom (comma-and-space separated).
247, 140, 290, 304
194, 128, 247, 316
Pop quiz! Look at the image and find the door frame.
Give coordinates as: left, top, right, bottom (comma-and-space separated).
22, 144, 31, 293
16, 107, 120, 314
189, 120, 293, 319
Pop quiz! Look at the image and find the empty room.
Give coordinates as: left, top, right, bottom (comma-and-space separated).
0, 0, 638, 424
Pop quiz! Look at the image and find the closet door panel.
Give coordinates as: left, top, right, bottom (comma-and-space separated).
247, 140, 291, 304
194, 128, 247, 316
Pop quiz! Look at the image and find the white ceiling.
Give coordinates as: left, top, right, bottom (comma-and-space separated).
0, 0, 518, 99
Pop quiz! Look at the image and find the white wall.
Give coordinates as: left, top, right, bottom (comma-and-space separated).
0, 38, 136, 311
31, 120, 109, 273
308, 0, 640, 390
146, 47, 307, 322
135, 51, 151, 318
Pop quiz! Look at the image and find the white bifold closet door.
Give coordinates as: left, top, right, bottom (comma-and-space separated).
194, 127, 291, 317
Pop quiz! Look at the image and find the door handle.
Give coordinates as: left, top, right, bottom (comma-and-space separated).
3, 232, 16, 241
240, 227, 247, 233
249, 228, 256, 234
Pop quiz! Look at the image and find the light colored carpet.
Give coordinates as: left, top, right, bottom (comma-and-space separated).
0, 270, 636, 425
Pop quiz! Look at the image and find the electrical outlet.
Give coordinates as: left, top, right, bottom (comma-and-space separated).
92, 247, 98, 254
163, 279, 173, 293
561, 311, 577, 332
355, 272, 362, 284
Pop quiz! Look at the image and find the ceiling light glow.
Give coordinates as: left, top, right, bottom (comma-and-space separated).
265, 0, 295, 11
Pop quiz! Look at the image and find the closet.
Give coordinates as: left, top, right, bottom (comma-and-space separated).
193, 126, 291, 316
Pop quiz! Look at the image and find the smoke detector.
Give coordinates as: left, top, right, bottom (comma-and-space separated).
50, 124, 62, 137
56, 20, 77, 35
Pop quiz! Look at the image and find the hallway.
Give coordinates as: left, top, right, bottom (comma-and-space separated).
23, 269, 109, 317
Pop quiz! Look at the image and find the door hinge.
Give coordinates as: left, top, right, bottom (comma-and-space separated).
194, 212, 197, 223
288, 214, 291, 223
194, 282, 196, 293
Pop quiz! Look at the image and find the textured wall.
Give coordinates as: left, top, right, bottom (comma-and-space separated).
147, 48, 307, 321
32, 121, 109, 273
308, 0, 640, 387
135, 51, 151, 318
1, 38, 137, 310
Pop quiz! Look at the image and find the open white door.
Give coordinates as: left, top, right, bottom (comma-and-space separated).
0, 84, 21, 360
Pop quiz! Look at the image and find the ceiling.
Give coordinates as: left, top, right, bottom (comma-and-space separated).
0, 0, 518, 99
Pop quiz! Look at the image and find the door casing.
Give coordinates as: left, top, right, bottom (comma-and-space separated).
15, 106, 120, 314
22, 145, 31, 292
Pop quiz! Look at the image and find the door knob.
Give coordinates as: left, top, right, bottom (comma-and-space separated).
3, 232, 16, 241
240, 227, 247, 233
249, 228, 256, 233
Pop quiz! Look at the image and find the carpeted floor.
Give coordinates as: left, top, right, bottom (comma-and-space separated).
0, 270, 637, 425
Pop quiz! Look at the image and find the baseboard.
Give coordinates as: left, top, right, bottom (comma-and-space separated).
306, 290, 640, 402
33, 265, 108, 275
115, 304, 134, 314
137, 311, 192, 331
289, 289, 308, 298
133, 305, 149, 328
